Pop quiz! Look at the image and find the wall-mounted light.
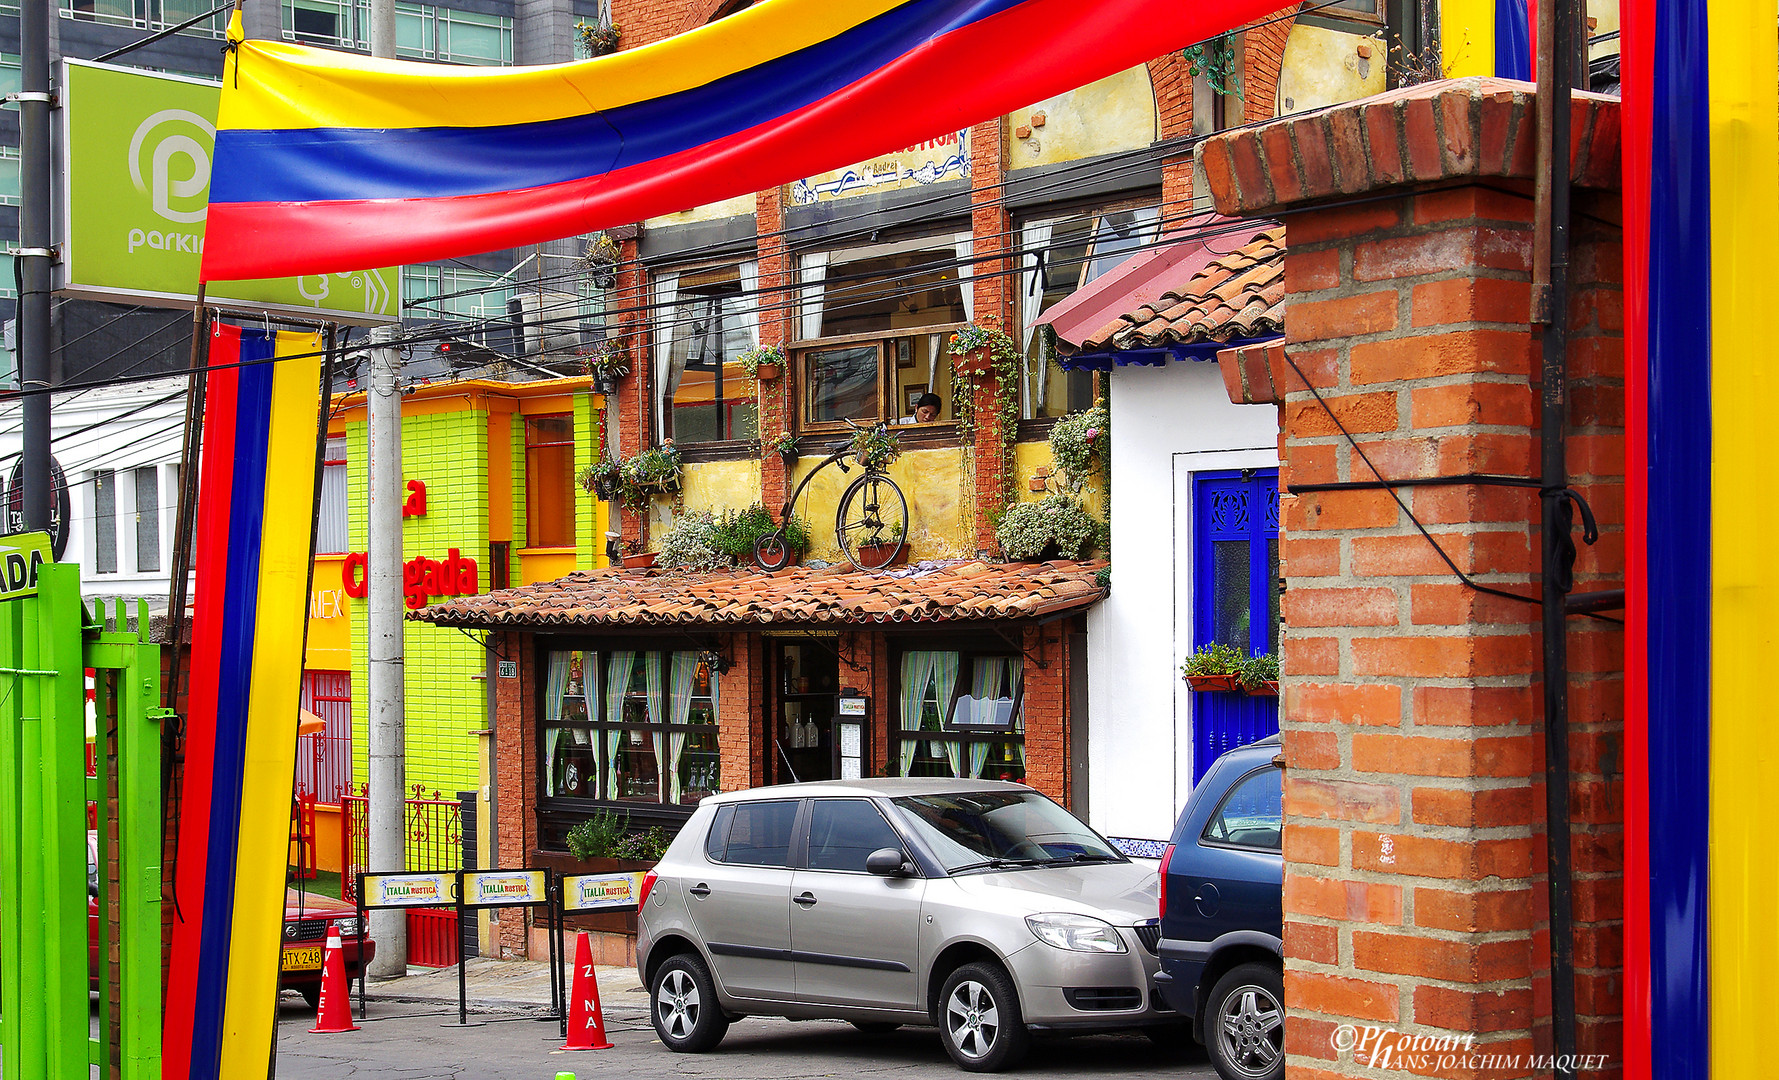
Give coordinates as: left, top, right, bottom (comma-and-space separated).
700, 647, 732, 675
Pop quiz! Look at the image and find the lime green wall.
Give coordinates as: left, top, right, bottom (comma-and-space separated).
346, 407, 492, 799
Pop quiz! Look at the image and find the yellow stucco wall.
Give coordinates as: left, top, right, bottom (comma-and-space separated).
306, 554, 353, 670
645, 194, 757, 229
1006, 65, 1158, 171
1275, 23, 1388, 115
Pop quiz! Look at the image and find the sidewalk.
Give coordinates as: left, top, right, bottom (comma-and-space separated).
362, 955, 647, 1014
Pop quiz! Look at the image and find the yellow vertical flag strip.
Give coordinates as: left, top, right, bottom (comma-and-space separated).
1708, 0, 1779, 1072
218, 331, 324, 1077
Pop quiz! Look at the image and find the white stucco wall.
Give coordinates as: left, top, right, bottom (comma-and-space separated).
1085, 360, 1278, 842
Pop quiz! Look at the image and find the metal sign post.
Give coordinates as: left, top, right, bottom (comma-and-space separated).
556, 871, 645, 1037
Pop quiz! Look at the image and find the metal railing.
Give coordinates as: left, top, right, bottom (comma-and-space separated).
339, 785, 464, 902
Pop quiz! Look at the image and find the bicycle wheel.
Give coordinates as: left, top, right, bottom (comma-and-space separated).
835, 472, 909, 571
754, 530, 791, 571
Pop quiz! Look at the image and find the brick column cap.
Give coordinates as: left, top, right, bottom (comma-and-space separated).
1201, 77, 1621, 218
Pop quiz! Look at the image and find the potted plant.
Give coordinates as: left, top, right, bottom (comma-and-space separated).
712, 503, 811, 566
948, 322, 1017, 378
655, 511, 726, 570
762, 430, 799, 460
1181, 642, 1247, 692
617, 441, 682, 511
620, 543, 657, 569
994, 494, 1106, 562
856, 524, 908, 570
1049, 402, 1109, 491
738, 344, 784, 382
579, 342, 631, 393
850, 424, 902, 471
577, 458, 623, 502
575, 20, 621, 57
1237, 652, 1280, 696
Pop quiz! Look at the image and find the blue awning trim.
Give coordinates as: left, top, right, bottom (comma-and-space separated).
1055, 333, 1283, 373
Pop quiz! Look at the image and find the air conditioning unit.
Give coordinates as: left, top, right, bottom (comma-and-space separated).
506, 291, 586, 365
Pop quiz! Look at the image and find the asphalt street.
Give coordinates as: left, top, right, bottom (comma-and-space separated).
270, 991, 1214, 1080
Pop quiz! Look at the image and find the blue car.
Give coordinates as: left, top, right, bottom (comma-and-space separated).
1154, 735, 1283, 1080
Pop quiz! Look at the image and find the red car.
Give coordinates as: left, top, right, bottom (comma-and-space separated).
87, 833, 375, 1008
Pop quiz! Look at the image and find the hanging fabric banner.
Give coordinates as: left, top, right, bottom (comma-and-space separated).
199, 0, 1278, 281
163, 324, 324, 1080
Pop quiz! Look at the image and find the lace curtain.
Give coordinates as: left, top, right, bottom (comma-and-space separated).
659, 652, 698, 803
603, 651, 635, 799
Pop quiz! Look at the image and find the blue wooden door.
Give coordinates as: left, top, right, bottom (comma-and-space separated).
1191, 470, 1280, 784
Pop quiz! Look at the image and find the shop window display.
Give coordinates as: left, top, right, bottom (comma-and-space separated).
541, 649, 720, 807
894, 650, 1025, 782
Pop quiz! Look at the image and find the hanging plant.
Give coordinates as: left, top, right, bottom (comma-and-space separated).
577, 458, 622, 501
949, 319, 1022, 515
761, 430, 799, 459
994, 494, 1106, 562
576, 20, 621, 57
617, 441, 682, 512
579, 341, 630, 381
738, 344, 785, 381
1048, 403, 1109, 491
1182, 35, 1243, 99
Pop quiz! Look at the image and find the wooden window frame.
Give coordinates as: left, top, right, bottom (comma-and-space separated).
524, 412, 575, 549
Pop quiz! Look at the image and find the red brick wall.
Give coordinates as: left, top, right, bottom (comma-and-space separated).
493, 631, 539, 958
968, 118, 1013, 552
1020, 624, 1069, 805
1203, 83, 1624, 1078
719, 635, 767, 792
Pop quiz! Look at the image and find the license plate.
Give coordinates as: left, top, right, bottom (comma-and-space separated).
281, 946, 324, 973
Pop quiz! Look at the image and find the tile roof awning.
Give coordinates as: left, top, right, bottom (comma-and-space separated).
1036, 216, 1284, 372
409, 560, 1108, 631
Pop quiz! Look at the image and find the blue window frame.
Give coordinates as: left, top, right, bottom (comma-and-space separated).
1191, 469, 1280, 782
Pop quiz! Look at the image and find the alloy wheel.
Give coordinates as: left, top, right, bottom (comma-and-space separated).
944, 979, 1000, 1060
1217, 984, 1283, 1078
658, 967, 702, 1041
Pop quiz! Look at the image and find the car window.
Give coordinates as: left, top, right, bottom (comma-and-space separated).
806, 799, 903, 873
893, 790, 1123, 872
711, 800, 800, 867
1201, 767, 1282, 850
703, 805, 735, 860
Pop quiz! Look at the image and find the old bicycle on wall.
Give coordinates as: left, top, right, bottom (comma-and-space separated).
755, 419, 909, 572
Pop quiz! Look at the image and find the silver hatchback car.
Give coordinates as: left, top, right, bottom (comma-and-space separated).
636, 778, 1177, 1071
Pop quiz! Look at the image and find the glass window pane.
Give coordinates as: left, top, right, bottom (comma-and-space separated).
1267, 537, 1280, 654
805, 344, 880, 423
0, 149, 21, 207
525, 415, 574, 548
0, 55, 20, 98
134, 466, 160, 572
676, 730, 721, 804
1212, 538, 1250, 648
395, 4, 430, 56
807, 799, 903, 872
546, 728, 596, 797
719, 800, 799, 867
93, 470, 117, 573
1202, 768, 1283, 850
317, 437, 348, 554
611, 728, 659, 801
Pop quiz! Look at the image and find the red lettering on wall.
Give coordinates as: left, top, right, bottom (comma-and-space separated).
403, 479, 428, 518
342, 552, 369, 598
343, 548, 479, 609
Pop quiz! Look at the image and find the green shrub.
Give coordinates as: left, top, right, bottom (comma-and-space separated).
612, 826, 673, 862
564, 809, 626, 860
711, 503, 811, 562
995, 494, 1106, 561
1237, 652, 1280, 688
1048, 404, 1109, 491
657, 511, 724, 570
1180, 642, 1247, 678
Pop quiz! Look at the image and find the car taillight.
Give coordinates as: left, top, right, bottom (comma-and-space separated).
638, 869, 658, 911
1158, 844, 1175, 921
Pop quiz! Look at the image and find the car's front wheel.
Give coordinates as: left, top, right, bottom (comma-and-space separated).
650, 954, 730, 1053
1204, 962, 1284, 1080
937, 962, 1028, 1072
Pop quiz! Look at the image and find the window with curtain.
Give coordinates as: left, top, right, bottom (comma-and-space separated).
894, 650, 1024, 782
1018, 204, 1159, 418
133, 466, 160, 573
656, 265, 760, 446
540, 649, 720, 808
316, 437, 348, 554
525, 414, 575, 548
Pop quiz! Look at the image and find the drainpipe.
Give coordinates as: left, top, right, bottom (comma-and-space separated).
1533, 0, 1582, 1074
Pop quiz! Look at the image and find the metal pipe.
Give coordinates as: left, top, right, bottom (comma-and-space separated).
18, 0, 52, 534
1534, 0, 1581, 1073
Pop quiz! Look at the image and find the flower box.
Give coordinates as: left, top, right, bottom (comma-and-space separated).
855, 542, 908, 570
754, 362, 782, 381
1245, 680, 1280, 697
1184, 674, 1240, 693
952, 346, 994, 378
621, 552, 658, 569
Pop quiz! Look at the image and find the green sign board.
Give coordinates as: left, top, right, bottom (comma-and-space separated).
57, 60, 398, 325
0, 531, 52, 601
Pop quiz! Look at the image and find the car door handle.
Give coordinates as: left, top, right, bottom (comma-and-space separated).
793, 892, 818, 907
689, 883, 711, 898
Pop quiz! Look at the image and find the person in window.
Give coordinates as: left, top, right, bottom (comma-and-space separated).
899, 392, 943, 425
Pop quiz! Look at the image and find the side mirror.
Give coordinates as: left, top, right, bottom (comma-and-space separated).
866, 847, 910, 877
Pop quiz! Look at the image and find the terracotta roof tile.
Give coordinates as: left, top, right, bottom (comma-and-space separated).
1076, 227, 1285, 353
409, 560, 1108, 630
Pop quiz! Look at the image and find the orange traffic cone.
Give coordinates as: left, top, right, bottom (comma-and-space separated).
308, 921, 360, 1034
561, 931, 614, 1050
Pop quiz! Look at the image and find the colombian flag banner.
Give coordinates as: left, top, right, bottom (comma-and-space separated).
164, 325, 323, 1080
1622, 0, 1778, 1073
199, 0, 1279, 281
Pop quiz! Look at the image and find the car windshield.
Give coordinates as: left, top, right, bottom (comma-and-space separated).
892, 791, 1125, 873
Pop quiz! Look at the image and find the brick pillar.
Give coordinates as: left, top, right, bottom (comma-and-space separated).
492, 631, 538, 958
968, 118, 1013, 552
718, 634, 766, 793
1149, 51, 1195, 224
1020, 624, 1068, 805
1203, 80, 1623, 1076
755, 188, 795, 513
613, 236, 648, 550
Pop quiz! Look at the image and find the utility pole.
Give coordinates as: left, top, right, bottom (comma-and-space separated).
18, 0, 53, 532
364, 0, 407, 980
